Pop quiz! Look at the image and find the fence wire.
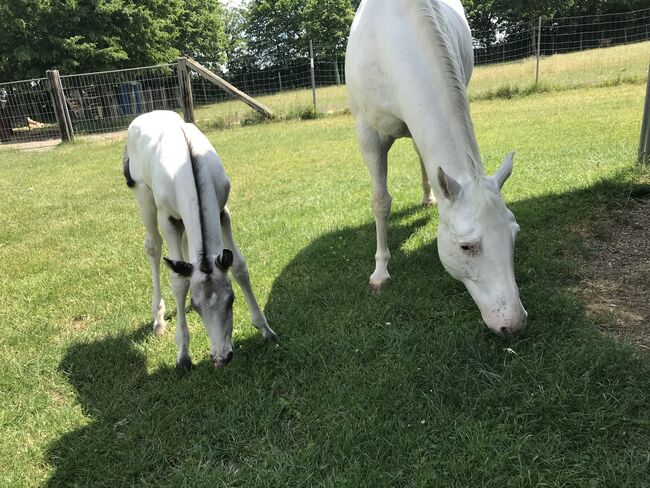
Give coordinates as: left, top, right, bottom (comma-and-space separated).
0, 7, 648, 146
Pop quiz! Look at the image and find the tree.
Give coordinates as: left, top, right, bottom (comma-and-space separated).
303, 0, 354, 84
0, 0, 228, 82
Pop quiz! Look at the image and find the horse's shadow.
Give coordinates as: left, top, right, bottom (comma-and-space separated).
46, 176, 650, 486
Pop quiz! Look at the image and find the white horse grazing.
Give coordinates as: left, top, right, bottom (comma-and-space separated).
346, 0, 527, 335
124, 111, 277, 369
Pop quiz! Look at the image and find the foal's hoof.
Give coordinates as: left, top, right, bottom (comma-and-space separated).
153, 321, 167, 337
369, 278, 390, 294
176, 355, 193, 373
422, 196, 437, 207
263, 328, 279, 343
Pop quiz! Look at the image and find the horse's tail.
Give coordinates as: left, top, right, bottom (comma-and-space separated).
123, 145, 136, 188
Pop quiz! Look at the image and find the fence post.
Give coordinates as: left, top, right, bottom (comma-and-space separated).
309, 40, 317, 111
46, 69, 74, 142
638, 65, 650, 164
536, 17, 542, 84
177, 57, 195, 123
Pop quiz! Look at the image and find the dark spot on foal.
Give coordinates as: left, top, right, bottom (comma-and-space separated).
123, 148, 136, 188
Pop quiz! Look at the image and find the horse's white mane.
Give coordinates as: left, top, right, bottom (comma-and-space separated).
412, 0, 484, 177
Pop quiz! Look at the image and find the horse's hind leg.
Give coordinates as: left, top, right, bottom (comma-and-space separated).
356, 120, 394, 292
413, 142, 436, 206
220, 207, 278, 342
134, 187, 166, 336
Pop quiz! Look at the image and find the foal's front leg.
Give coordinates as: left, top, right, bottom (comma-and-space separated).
159, 215, 192, 370
356, 121, 394, 292
220, 207, 278, 341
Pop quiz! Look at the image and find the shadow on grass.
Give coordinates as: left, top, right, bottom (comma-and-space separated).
46, 174, 650, 487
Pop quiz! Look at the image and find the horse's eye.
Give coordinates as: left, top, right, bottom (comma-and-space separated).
460, 243, 480, 256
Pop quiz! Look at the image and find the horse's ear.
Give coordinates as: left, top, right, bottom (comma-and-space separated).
163, 257, 193, 277
437, 166, 462, 202
215, 249, 233, 271
493, 151, 515, 189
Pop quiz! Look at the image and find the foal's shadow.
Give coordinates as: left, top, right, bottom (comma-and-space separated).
46, 179, 650, 486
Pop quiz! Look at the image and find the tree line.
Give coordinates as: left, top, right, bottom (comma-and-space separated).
0, 0, 647, 83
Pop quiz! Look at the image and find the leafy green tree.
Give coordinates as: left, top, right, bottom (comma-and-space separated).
0, 0, 228, 82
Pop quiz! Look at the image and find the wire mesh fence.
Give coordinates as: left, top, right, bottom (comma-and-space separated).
0, 78, 59, 144
60, 64, 182, 136
0, 7, 648, 147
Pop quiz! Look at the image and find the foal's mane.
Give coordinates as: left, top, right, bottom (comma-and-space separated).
412, 0, 484, 177
180, 125, 214, 275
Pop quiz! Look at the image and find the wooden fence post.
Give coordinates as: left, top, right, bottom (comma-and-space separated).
638, 64, 650, 164
183, 58, 273, 118
46, 69, 74, 141
177, 58, 195, 123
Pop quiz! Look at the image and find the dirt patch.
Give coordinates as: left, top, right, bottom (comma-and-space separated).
574, 197, 650, 350
66, 315, 96, 332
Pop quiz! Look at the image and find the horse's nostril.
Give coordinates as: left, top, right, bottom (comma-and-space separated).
223, 351, 234, 364
500, 326, 510, 336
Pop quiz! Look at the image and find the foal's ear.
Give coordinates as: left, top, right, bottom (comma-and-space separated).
437, 166, 462, 202
215, 249, 233, 271
163, 257, 193, 277
493, 151, 515, 190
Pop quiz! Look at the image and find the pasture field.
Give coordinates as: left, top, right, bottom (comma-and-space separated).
192, 41, 650, 128
1, 83, 649, 487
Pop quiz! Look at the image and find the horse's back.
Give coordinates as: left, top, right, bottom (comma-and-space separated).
346, 0, 473, 135
126, 110, 229, 214
126, 110, 189, 189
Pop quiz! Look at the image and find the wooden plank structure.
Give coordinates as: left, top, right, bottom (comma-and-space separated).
639, 64, 650, 164
46, 69, 74, 141
180, 57, 273, 120
177, 58, 195, 123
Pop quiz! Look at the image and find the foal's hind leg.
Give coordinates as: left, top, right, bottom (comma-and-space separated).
134, 187, 166, 336
356, 120, 394, 292
220, 207, 278, 342
414, 142, 436, 206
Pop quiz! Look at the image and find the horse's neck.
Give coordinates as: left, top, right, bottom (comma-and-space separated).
178, 165, 224, 263
404, 0, 483, 185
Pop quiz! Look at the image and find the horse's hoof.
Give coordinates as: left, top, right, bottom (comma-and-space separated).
153, 321, 167, 337
422, 197, 437, 207
369, 279, 389, 294
176, 355, 193, 373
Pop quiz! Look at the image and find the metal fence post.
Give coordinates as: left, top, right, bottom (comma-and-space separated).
309, 40, 317, 111
177, 57, 195, 123
46, 69, 74, 142
536, 17, 542, 84
638, 64, 650, 164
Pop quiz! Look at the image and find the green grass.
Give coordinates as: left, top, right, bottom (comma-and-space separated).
1, 83, 649, 487
192, 41, 649, 129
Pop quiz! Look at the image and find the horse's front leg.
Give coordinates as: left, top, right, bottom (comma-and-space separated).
220, 207, 278, 342
356, 121, 394, 292
159, 215, 192, 371
414, 143, 437, 207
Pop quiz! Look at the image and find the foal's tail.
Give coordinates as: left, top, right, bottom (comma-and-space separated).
123, 145, 136, 188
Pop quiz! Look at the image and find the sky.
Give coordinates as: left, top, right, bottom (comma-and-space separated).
220, 0, 245, 7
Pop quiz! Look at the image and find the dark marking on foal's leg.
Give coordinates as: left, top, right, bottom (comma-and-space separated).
123, 147, 136, 188
176, 354, 193, 373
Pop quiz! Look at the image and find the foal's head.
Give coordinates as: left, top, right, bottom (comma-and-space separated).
436, 153, 527, 336
164, 250, 235, 367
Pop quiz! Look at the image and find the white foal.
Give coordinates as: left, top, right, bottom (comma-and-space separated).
125, 111, 277, 370
346, 0, 527, 335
